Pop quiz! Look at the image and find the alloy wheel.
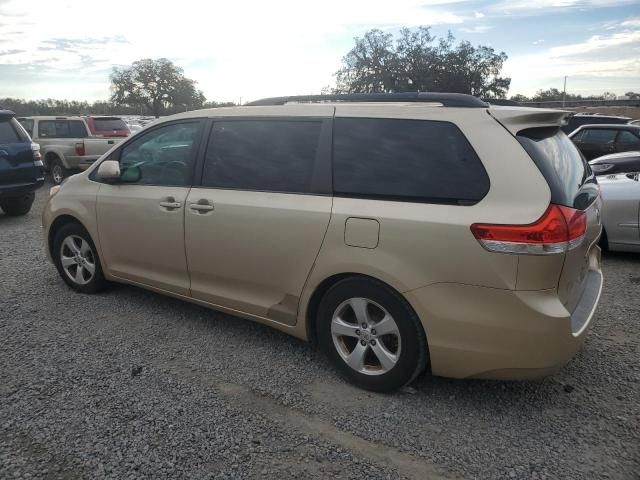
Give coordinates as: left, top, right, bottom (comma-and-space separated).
60, 235, 96, 285
331, 297, 401, 376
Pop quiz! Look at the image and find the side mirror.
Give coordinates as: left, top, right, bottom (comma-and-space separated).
96, 160, 120, 181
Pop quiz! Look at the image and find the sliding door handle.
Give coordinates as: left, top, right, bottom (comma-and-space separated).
189, 203, 214, 212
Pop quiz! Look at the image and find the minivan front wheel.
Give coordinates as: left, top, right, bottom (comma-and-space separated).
52, 223, 106, 293
317, 277, 427, 392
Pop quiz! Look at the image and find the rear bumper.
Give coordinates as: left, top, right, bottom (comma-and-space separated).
404, 264, 603, 380
0, 178, 45, 198
65, 156, 100, 170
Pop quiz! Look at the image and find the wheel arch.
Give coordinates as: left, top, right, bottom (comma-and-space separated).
48, 214, 92, 257
43, 149, 65, 169
304, 272, 427, 348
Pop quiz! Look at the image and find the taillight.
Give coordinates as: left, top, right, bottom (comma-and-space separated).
75, 142, 85, 156
471, 204, 587, 255
31, 142, 41, 161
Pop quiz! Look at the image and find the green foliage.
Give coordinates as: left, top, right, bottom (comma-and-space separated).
510, 89, 627, 102
335, 27, 511, 99
110, 58, 205, 116
0, 97, 142, 116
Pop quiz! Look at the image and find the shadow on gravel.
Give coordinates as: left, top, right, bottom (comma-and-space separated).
602, 250, 640, 263
102, 281, 567, 411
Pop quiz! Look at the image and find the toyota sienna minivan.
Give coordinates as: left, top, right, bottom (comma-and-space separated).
43, 93, 603, 392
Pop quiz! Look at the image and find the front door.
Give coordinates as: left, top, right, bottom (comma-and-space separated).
185, 117, 333, 324
96, 120, 203, 295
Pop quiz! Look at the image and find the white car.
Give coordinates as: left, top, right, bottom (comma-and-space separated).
599, 172, 640, 252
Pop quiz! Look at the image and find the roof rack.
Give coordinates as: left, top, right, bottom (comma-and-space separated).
245, 92, 489, 108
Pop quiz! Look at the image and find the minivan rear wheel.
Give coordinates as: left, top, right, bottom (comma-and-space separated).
317, 277, 428, 392
52, 223, 107, 293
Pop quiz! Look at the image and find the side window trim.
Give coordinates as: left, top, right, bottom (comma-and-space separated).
193, 116, 333, 195
90, 118, 205, 186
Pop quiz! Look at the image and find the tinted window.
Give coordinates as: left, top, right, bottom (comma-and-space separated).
93, 118, 128, 131
581, 129, 617, 144
118, 122, 200, 186
570, 130, 584, 142
517, 128, 597, 209
0, 119, 21, 144
38, 120, 88, 138
332, 118, 489, 204
17, 118, 34, 136
617, 130, 640, 144
202, 120, 322, 193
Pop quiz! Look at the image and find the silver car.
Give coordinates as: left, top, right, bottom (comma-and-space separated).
599, 172, 640, 252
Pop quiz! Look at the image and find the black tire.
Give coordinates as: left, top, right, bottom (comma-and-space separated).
599, 228, 609, 252
50, 158, 67, 185
316, 277, 428, 393
52, 222, 107, 294
0, 192, 35, 216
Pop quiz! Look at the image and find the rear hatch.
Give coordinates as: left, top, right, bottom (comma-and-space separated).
489, 108, 602, 312
0, 113, 42, 189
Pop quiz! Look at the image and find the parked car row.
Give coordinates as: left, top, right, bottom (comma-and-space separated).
564, 116, 640, 254
17, 116, 130, 184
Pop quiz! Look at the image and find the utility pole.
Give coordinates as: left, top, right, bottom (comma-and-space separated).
562, 76, 567, 107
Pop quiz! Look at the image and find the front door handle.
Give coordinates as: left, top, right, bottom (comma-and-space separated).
159, 201, 182, 209
189, 203, 214, 212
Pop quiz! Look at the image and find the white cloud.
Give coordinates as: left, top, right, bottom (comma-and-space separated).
505, 26, 640, 96
474, 11, 485, 18
490, 0, 637, 14
459, 25, 493, 34
0, 0, 469, 101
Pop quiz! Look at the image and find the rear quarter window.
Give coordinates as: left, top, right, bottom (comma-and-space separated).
0, 119, 23, 144
517, 127, 597, 210
332, 117, 489, 205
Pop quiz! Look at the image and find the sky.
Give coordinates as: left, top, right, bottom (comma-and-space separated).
0, 0, 639, 103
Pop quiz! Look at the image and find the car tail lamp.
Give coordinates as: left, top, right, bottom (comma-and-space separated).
470, 205, 587, 255
75, 142, 85, 156
31, 142, 41, 161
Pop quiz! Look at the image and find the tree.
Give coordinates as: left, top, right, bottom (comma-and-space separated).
509, 94, 530, 103
625, 91, 640, 99
335, 27, 511, 98
110, 58, 205, 117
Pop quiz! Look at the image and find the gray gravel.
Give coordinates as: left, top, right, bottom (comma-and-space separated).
1, 184, 638, 479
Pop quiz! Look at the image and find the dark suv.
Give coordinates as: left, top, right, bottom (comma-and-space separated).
562, 113, 631, 134
0, 110, 44, 216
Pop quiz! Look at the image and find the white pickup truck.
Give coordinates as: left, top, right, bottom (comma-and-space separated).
17, 116, 126, 184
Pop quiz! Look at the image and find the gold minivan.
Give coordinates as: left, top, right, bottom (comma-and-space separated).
43, 93, 603, 392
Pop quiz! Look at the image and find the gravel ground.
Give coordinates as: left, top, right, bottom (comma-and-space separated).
1, 184, 638, 480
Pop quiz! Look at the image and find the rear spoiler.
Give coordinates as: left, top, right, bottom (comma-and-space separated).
488, 106, 571, 135
0, 109, 16, 119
